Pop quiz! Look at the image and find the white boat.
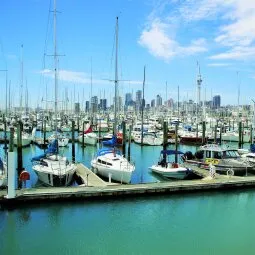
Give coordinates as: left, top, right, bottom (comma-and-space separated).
32, 139, 76, 186
78, 125, 97, 146
91, 148, 135, 184
48, 133, 69, 147
134, 132, 163, 146
184, 143, 253, 176
90, 17, 135, 184
0, 157, 7, 188
150, 150, 191, 179
13, 127, 36, 147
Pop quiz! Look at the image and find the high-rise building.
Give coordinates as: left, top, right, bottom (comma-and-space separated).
74, 103, 80, 114
85, 101, 90, 112
213, 95, 221, 109
136, 90, 142, 111
151, 99, 155, 108
100, 99, 107, 111
125, 93, 132, 106
91, 96, 98, 113
156, 95, 162, 107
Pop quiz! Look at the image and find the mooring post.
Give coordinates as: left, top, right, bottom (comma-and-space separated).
6, 127, 15, 199
122, 121, 126, 158
72, 120, 75, 163
17, 121, 24, 189
238, 121, 242, 149
202, 121, 206, 145
250, 124, 253, 145
163, 121, 168, 164
128, 125, 131, 162
214, 125, 217, 143
82, 121, 85, 148
175, 124, 178, 163
43, 119, 46, 148
3, 114, 8, 151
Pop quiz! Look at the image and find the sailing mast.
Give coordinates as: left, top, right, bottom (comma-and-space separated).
53, 0, 58, 135
113, 16, 119, 136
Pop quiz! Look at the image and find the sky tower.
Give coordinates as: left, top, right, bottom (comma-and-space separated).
197, 62, 202, 105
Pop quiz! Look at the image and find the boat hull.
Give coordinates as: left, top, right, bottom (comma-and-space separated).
150, 165, 190, 179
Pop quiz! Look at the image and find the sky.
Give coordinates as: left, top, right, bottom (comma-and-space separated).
0, 0, 255, 111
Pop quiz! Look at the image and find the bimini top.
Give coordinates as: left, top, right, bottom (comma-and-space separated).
161, 150, 184, 155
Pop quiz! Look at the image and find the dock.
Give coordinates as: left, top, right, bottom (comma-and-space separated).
75, 163, 107, 187
1, 172, 255, 206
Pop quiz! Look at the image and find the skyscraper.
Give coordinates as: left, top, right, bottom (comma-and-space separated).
213, 95, 221, 109
156, 95, 162, 107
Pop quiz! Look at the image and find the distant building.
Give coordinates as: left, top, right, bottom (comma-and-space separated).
91, 96, 98, 113
156, 95, 162, 107
125, 93, 132, 106
213, 95, 221, 109
85, 101, 90, 112
151, 99, 155, 108
74, 103, 80, 114
100, 99, 107, 111
136, 90, 142, 111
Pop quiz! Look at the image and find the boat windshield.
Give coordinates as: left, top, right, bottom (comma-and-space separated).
223, 150, 240, 158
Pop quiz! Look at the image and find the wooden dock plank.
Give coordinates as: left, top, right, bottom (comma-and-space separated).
75, 163, 107, 187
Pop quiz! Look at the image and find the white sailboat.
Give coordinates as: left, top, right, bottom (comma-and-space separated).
31, 0, 76, 187
91, 17, 135, 184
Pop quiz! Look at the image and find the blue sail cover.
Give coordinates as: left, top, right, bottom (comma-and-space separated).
31, 139, 58, 162
251, 144, 255, 153
102, 135, 117, 146
161, 150, 184, 155
46, 139, 58, 154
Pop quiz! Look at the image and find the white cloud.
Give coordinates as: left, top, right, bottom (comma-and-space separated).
143, 0, 255, 61
138, 19, 207, 61
210, 47, 255, 60
207, 63, 232, 67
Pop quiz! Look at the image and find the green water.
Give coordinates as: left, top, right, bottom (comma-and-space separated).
1, 191, 255, 254
1, 140, 254, 254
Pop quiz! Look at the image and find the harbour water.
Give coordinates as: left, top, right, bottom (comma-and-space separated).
0, 136, 254, 254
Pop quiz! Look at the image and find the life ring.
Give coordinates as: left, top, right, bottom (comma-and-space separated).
227, 169, 234, 176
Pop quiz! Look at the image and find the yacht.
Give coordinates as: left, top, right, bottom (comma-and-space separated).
183, 143, 253, 176
91, 147, 135, 184
32, 139, 76, 186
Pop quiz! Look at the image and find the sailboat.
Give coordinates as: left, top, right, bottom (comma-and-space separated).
31, 0, 76, 187
91, 17, 135, 184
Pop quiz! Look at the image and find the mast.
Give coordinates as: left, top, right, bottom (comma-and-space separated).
141, 66, 145, 146
54, 0, 58, 133
114, 16, 119, 136
20, 44, 24, 112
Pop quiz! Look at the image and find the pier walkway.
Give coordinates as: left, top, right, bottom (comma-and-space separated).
1, 174, 255, 206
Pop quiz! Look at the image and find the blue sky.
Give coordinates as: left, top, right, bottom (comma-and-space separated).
0, 0, 255, 110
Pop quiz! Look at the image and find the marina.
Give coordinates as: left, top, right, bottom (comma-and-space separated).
1, 0, 255, 254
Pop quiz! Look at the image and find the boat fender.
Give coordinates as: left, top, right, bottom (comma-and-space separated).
172, 163, 178, 168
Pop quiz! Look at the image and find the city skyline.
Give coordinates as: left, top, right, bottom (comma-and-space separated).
0, 0, 255, 111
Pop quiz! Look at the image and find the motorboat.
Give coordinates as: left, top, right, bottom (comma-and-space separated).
134, 132, 163, 146
183, 143, 253, 176
150, 150, 191, 179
